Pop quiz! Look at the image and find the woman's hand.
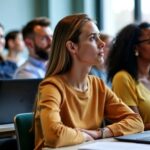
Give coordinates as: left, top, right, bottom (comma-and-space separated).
81, 131, 95, 141
78, 128, 113, 139
79, 128, 101, 139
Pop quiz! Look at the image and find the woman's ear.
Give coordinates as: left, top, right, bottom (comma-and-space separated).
134, 45, 139, 56
66, 41, 77, 54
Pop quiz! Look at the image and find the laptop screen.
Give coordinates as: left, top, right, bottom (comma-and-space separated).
0, 79, 42, 124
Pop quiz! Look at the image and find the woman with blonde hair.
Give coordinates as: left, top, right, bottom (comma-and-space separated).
34, 14, 144, 149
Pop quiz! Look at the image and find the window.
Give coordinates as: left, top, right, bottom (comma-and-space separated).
141, 0, 150, 22
103, 0, 134, 36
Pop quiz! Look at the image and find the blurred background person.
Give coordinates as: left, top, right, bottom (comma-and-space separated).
90, 33, 112, 87
107, 22, 150, 130
0, 24, 5, 54
5, 30, 26, 66
0, 23, 17, 79
13, 17, 53, 79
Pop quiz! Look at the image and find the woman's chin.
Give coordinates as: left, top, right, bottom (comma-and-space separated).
98, 58, 104, 65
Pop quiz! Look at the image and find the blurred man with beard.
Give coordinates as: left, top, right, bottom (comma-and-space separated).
13, 17, 53, 79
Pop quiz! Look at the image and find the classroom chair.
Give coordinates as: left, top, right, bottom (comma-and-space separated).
14, 112, 34, 150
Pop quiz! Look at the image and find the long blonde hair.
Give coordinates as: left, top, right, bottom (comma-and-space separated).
45, 14, 92, 77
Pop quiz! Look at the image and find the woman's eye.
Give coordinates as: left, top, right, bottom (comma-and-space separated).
89, 33, 101, 41
90, 35, 97, 40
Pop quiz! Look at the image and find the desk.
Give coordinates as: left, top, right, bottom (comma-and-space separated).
0, 123, 17, 149
0, 123, 15, 137
42, 138, 116, 150
42, 138, 150, 150
0, 124, 14, 132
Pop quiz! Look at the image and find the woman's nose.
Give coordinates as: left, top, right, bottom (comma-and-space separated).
98, 38, 105, 48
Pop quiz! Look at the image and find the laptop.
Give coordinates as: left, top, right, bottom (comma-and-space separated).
115, 131, 150, 144
0, 79, 42, 125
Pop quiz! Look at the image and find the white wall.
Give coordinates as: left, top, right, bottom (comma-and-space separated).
0, 0, 36, 33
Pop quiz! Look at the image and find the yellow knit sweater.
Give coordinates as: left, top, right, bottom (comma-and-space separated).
34, 75, 144, 149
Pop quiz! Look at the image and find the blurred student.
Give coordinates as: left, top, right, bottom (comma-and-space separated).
13, 17, 53, 79
0, 23, 17, 79
5, 30, 26, 66
107, 22, 150, 130
90, 33, 112, 87
34, 14, 144, 149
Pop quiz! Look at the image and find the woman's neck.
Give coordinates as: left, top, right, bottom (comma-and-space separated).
8, 50, 19, 58
138, 59, 150, 79
137, 59, 150, 90
63, 67, 90, 92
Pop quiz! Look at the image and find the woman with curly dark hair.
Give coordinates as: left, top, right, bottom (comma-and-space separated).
107, 22, 150, 130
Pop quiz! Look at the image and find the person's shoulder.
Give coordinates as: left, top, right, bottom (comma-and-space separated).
113, 70, 134, 82
0, 60, 17, 70
40, 75, 65, 88
1, 60, 17, 67
88, 74, 106, 85
13, 60, 41, 79
88, 75, 110, 93
115, 70, 132, 77
39, 76, 67, 100
0, 60, 17, 79
16, 59, 36, 72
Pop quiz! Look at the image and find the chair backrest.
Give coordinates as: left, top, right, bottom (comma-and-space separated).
14, 112, 34, 150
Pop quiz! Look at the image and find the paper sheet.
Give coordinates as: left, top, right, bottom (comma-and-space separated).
78, 141, 150, 150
